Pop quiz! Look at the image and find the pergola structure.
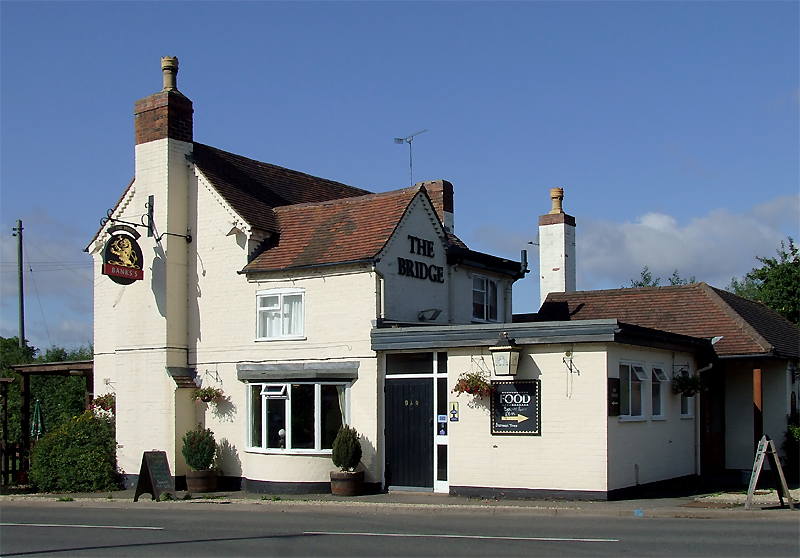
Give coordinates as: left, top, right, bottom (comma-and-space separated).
8, 360, 93, 473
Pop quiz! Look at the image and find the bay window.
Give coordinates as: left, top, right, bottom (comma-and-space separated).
248, 382, 346, 452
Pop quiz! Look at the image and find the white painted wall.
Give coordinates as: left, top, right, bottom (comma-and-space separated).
377, 193, 450, 324
538, 220, 576, 306
91, 137, 194, 476
447, 344, 609, 494
606, 346, 696, 490
724, 359, 794, 469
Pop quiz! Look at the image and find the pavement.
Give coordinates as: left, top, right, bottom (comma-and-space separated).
2, 484, 799, 519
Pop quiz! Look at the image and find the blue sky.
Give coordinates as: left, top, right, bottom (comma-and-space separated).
1, 1, 798, 351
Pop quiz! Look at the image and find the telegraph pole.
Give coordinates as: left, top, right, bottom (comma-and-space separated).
12, 220, 24, 348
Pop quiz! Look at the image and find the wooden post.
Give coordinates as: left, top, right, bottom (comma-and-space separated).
84, 371, 94, 410
19, 373, 30, 472
753, 368, 762, 452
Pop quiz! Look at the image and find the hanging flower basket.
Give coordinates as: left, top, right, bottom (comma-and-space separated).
452, 371, 493, 398
672, 372, 704, 397
192, 386, 224, 404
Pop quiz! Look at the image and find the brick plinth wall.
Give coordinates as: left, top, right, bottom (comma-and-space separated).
134, 91, 193, 145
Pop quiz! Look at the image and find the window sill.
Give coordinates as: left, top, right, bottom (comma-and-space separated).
245, 448, 332, 456
618, 416, 647, 422
651, 416, 667, 421
680, 414, 694, 419
254, 336, 307, 342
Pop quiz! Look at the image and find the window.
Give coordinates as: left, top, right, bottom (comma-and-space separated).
473, 276, 499, 322
651, 366, 668, 417
257, 289, 304, 340
619, 363, 647, 417
681, 392, 693, 417
248, 382, 346, 452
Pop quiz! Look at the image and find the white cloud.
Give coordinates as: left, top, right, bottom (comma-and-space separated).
471, 194, 798, 311
579, 196, 799, 290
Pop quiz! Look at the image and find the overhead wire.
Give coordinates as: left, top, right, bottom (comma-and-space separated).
23, 241, 53, 347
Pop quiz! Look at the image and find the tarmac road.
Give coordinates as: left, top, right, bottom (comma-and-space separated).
1, 497, 798, 557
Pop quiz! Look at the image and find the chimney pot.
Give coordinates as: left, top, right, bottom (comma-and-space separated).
161, 56, 179, 91
549, 187, 564, 214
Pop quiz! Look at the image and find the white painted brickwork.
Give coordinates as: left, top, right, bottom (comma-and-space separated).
447, 345, 609, 493
539, 220, 576, 306
606, 345, 696, 490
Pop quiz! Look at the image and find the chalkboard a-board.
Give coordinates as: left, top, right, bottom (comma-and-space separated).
134, 451, 176, 502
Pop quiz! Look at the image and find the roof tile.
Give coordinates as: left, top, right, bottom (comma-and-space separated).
533, 283, 799, 359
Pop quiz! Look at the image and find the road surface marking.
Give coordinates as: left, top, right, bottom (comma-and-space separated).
305, 531, 618, 542
2, 523, 163, 530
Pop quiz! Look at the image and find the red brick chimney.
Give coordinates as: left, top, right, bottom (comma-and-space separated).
134, 56, 193, 145
419, 180, 455, 234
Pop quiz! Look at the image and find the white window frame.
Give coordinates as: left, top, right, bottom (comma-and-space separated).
472, 275, 501, 323
619, 362, 647, 420
256, 288, 305, 341
247, 381, 348, 454
651, 366, 669, 419
681, 391, 694, 417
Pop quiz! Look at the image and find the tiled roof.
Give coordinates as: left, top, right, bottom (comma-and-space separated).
242, 186, 425, 273
531, 283, 799, 359
191, 143, 372, 233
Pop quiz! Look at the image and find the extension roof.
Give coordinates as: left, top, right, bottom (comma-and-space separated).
524, 283, 799, 360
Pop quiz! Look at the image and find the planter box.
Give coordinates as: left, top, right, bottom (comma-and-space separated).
186, 469, 218, 493
330, 470, 365, 496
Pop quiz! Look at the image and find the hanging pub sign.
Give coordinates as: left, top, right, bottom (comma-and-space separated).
491, 380, 541, 435
102, 225, 144, 285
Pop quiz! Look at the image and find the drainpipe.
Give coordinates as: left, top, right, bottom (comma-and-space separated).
694, 363, 713, 476
372, 263, 385, 322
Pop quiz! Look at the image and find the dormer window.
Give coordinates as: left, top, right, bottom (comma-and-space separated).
473, 276, 499, 322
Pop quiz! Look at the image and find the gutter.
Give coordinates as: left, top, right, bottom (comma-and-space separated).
239, 258, 378, 275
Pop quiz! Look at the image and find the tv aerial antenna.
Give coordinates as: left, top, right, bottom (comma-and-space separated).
394, 129, 428, 186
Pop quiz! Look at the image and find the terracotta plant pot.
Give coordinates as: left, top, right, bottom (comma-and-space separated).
330, 470, 365, 496
186, 469, 218, 493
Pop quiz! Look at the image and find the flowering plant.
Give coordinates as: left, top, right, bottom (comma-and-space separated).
452, 371, 493, 398
672, 372, 704, 397
192, 386, 224, 404
90, 393, 115, 418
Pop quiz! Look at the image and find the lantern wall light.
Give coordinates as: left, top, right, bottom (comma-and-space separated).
489, 332, 521, 376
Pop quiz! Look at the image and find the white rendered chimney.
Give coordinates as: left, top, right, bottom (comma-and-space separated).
538, 187, 576, 306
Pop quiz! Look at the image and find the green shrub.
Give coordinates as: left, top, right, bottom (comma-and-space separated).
181, 426, 216, 471
29, 410, 120, 493
781, 410, 799, 482
331, 425, 362, 472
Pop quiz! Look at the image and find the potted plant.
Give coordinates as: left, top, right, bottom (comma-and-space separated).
191, 386, 224, 404
452, 371, 493, 398
672, 371, 704, 397
181, 425, 218, 493
330, 425, 364, 496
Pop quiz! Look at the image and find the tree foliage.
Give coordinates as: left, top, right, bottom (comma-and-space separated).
628, 267, 696, 288
0, 338, 93, 443
728, 238, 799, 325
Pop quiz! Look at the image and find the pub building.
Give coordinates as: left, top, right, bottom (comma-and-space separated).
88, 58, 798, 499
